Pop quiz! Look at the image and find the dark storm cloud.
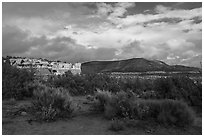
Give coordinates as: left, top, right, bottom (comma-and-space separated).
191, 16, 202, 24
3, 2, 62, 18
2, 2, 99, 29
2, 25, 117, 63
82, 2, 97, 9
172, 2, 202, 10
2, 2, 96, 19
2, 26, 55, 56
127, 2, 201, 15
143, 17, 183, 26
2, 26, 35, 55
3, 2, 87, 17
7, 2, 197, 18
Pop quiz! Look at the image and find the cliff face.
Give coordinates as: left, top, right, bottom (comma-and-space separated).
81, 58, 200, 74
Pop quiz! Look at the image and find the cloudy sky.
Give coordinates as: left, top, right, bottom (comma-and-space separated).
2, 2, 202, 67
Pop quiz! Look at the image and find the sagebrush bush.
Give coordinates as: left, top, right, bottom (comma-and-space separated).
114, 91, 135, 119
92, 90, 195, 127
32, 84, 73, 121
91, 89, 113, 112
157, 99, 195, 127
119, 78, 152, 93
92, 90, 135, 119
133, 99, 195, 127
47, 73, 123, 95
153, 76, 202, 108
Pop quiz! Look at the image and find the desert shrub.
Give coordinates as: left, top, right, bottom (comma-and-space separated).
32, 84, 73, 122
133, 99, 195, 127
153, 76, 202, 109
47, 73, 123, 96
118, 76, 201, 110
157, 99, 195, 127
48, 73, 134, 96
107, 82, 121, 93
139, 90, 157, 99
47, 72, 94, 95
83, 73, 121, 94
119, 78, 153, 93
92, 90, 135, 119
92, 89, 195, 127
113, 91, 135, 119
104, 94, 121, 119
91, 89, 113, 112
46, 72, 201, 111
172, 76, 202, 107
153, 78, 177, 99
2, 61, 35, 100
90, 89, 121, 118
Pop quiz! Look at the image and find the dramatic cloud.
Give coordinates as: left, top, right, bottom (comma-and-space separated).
2, 2, 202, 67
2, 25, 117, 63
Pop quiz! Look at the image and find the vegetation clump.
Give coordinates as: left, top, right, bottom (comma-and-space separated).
46, 72, 201, 112
92, 90, 195, 127
31, 83, 73, 122
2, 61, 35, 100
133, 99, 195, 127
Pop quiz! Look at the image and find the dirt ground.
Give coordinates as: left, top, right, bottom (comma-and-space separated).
2, 96, 202, 135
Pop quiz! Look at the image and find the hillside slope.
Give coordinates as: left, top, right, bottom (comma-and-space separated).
81, 58, 199, 74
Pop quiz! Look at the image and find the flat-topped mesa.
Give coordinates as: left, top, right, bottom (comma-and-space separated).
81, 58, 200, 74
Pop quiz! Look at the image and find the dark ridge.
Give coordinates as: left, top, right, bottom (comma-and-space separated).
81, 58, 200, 74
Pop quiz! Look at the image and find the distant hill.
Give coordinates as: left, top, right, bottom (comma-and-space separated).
81, 58, 200, 74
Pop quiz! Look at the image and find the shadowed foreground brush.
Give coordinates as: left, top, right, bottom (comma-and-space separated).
92, 90, 196, 127
90, 89, 113, 112
133, 99, 196, 127
31, 84, 74, 122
